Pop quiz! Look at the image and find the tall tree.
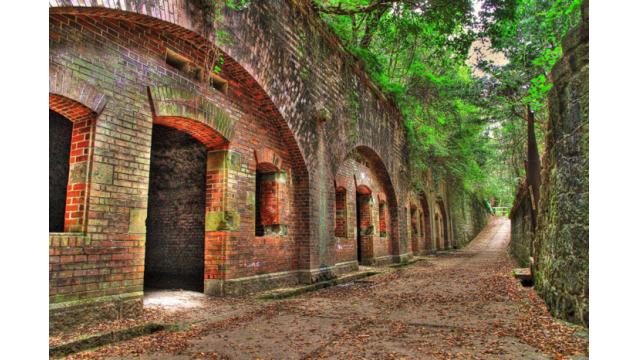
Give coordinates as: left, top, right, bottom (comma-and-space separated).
476, 0, 582, 219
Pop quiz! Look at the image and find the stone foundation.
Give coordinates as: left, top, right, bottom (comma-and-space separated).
533, 0, 589, 327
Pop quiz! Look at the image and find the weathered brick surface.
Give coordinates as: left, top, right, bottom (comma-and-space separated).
48, 0, 488, 329
334, 151, 395, 265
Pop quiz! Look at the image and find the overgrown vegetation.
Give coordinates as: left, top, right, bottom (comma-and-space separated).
313, 0, 582, 206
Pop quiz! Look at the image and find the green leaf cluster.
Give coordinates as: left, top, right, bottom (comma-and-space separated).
315, 0, 583, 206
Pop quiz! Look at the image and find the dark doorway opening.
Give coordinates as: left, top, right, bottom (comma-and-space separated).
410, 206, 418, 253
50, 110, 72, 232
356, 186, 372, 264
419, 194, 432, 251
255, 163, 279, 237
144, 125, 207, 292
356, 194, 363, 264
437, 201, 449, 248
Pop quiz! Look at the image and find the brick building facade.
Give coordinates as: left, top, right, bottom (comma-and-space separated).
49, 0, 487, 329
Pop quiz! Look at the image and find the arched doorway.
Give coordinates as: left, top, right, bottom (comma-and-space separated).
419, 192, 432, 252
437, 199, 449, 249
410, 204, 419, 254
144, 124, 209, 292
334, 146, 398, 266
434, 212, 443, 250
356, 185, 374, 264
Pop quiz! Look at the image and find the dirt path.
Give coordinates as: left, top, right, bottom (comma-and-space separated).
67, 217, 588, 359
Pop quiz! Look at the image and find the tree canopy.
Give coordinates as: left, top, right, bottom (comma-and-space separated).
313, 0, 583, 206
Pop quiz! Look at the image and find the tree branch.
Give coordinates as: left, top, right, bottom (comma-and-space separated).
314, 0, 399, 15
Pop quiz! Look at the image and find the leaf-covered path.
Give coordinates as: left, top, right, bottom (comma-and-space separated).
63, 217, 588, 359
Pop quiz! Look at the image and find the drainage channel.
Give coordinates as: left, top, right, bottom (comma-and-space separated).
49, 323, 176, 358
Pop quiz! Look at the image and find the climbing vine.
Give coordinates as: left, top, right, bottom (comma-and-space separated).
190, 0, 251, 83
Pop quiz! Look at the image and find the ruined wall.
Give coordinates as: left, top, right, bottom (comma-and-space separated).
509, 182, 534, 266
533, 1, 589, 327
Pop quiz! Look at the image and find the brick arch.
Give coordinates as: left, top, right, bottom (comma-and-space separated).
356, 184, 372, 195
436, 198, 450, 249
418, 191, 433, 252
255, 148, 284, 172
148, 86, 231, 149
342, 145, 400, 258
49, 66, 107, 122
405, 192, 420, 254
50, 3, 311, 266
48, 69, 105, 233
48, 4, 306, 172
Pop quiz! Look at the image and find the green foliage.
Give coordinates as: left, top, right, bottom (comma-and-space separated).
315, 0, 582, 205
316, 0, 498, 199
474, 0, 582, 203
479, 0, 583, 111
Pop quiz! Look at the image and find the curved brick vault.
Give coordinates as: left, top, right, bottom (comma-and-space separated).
48, 0, 482, 329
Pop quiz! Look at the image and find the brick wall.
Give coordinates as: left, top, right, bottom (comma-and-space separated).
48, 0, 489, 329
334, 151, 394, 265
48, 10, 302, 322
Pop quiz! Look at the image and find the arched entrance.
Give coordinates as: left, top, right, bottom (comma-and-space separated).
144, 124, 209, 291
49, 92, 99, 234
437, 199, 449, 249
356, 185, 374, 264
434, 212, 443, 250
410, 204, 419, 254
419, 192, 432, 252
334, 146, 398, 266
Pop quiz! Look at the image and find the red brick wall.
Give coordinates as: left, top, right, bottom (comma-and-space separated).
47, 1, 487, 326
334, 152, 393, 264
357, 193, 375, 262
49, 13, 304, 304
